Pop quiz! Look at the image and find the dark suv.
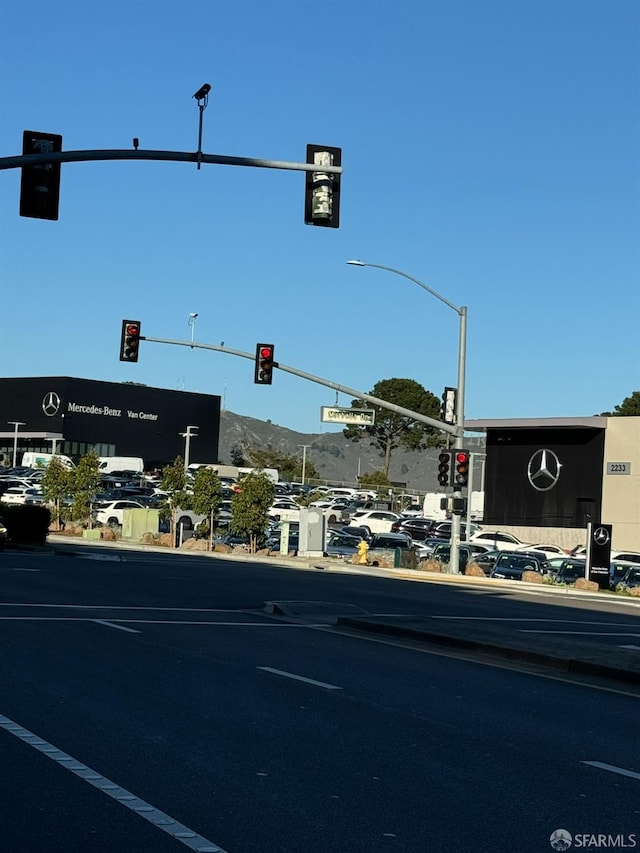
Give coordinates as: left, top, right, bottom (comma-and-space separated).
390, 516, 440, 541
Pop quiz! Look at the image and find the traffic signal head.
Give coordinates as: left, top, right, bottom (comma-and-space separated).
304, 144, 341, 228
19, 130, 63, 221
120, 320, 141, 363
440, 387, 457, 425
254, 343, 275, 385
453, 450, 470, 489
437, 450, 452, 487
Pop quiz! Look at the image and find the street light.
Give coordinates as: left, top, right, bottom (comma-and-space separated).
8, 421, 25, 468
180, 425, 199, 472
347, 259, 468, 574
188, 313, 198, 348
299, 444, 311, 485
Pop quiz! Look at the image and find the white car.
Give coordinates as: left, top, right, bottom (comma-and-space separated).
514, 543, 568, 558
267, 501, 301, 521
349, 509, 403, 534
468, 530, 530, 551
94, 499, 146, 527
0, 487, 43, 505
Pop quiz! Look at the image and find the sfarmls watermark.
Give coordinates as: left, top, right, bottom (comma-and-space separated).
550, 830, 637, 850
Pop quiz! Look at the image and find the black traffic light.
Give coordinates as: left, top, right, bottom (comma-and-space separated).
19, 130, 63, 221
254, 343, 275, 385
437, 450, 453, 487
120, 320, 142, 363
304, 144, 341, 228
440, 387, 457, 425
453, 449, 470, 490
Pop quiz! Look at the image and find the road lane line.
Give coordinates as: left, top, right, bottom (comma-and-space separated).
257, 666, 342, 690
93, 619, 142, 634
620, 645, 640, 650
0, 713, 227, 852
521, 630, 640, 637
582, 761, 640, 781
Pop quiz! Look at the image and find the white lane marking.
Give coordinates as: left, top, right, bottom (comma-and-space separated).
521, 630, 640, 637
432, 616, 639, 626
93, 619, 141, 634
4, 568, 42, 572
0, 604, 248, 611
582, 761, 640, 781
620, 645, 640, 651
0, 713, 227, 852
257, 666, 342, 690
0, 616, 322, 628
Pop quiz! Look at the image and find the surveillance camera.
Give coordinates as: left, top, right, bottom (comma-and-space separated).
193, 83, 211, 100
190, 312, 198, 319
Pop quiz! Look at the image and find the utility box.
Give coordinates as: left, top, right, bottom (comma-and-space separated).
298, 507, 326, 557
122, 508, 159, 540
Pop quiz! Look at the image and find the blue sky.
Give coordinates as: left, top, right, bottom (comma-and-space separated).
1, 0, 638, 435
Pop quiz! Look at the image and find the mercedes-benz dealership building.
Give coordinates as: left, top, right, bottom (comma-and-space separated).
0, 377, 221, 470
466, 416, 640, 551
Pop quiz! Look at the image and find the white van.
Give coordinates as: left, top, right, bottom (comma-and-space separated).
99, 456, 144, 474
21, 452, 75, 470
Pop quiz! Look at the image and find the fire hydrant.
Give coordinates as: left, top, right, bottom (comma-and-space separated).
357, 539, 369, 565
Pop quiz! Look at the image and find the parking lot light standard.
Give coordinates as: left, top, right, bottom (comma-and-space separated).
346, 260, 468, 575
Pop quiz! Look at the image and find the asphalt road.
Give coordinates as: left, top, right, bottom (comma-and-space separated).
1, 546, 639, 852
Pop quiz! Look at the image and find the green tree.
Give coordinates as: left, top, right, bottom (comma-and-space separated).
246, 445, 319, 483
230, 442, 247, 467
40, 457, 72, 530
598, 391, 640, 417
191, 467, 222, 551
230, 471, 275, 553
69, 450, 102, 527
343, 378, 441, 477
358, 470, 391, 488
161, 457, 192, 544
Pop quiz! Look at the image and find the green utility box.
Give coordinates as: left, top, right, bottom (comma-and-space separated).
122, 508, 160, 540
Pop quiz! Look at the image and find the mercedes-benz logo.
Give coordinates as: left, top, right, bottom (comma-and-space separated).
593, 526, 610, 546
42, 391, 61, 417
527, 448, 562, 491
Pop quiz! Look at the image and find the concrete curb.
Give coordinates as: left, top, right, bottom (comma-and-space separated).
336, 616, 640, 686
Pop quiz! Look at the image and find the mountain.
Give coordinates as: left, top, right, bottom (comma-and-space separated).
218, 410, 485, 494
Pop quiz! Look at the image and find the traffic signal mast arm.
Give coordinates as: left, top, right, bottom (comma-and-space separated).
141, 334, 459, 437
0, 148, 343, 176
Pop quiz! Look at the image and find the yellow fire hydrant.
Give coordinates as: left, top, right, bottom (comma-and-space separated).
357, 539, 369, 565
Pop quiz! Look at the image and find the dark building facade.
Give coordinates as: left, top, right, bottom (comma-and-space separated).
0, 377, 221, 469
481, 425, 604, 528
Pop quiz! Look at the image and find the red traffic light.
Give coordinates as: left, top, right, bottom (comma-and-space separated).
254, 343, 275, 385
119, 319, 141, 363
454, 449, 470, 488
455, 451, 469, 465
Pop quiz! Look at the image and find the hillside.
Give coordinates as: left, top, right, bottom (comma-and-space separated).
218, 410, 485, 493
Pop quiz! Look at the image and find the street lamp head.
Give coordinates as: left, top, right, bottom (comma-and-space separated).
346, 259, 366, 266
189, 312, 198, 320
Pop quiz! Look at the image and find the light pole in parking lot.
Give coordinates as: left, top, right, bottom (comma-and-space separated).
346, 260, 468, 574
8, 421, 25, 468
299, 444, 311, 485
180, 425, 199, 472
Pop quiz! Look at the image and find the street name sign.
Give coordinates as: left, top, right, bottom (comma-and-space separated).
320, 406, 375, 426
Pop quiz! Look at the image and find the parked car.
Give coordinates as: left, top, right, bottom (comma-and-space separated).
390, 516, 441, 541
0, 515, 7, 550
544, 557, 586, 584
432, 520, 483, 541
514, 543, 569, 558
349, 509, 403, 535
489, 550, 547, 580
0, 487, 44, 505
468, 530, 529, 550
413, 536, 452, 560
324, 531, 362, 558
428, 542, 492, 572
616, 565, 640, 590
369, 532, 414, 551
339, 525, 373, 543
93, 499, 147, 528
609, 560, 640, 588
